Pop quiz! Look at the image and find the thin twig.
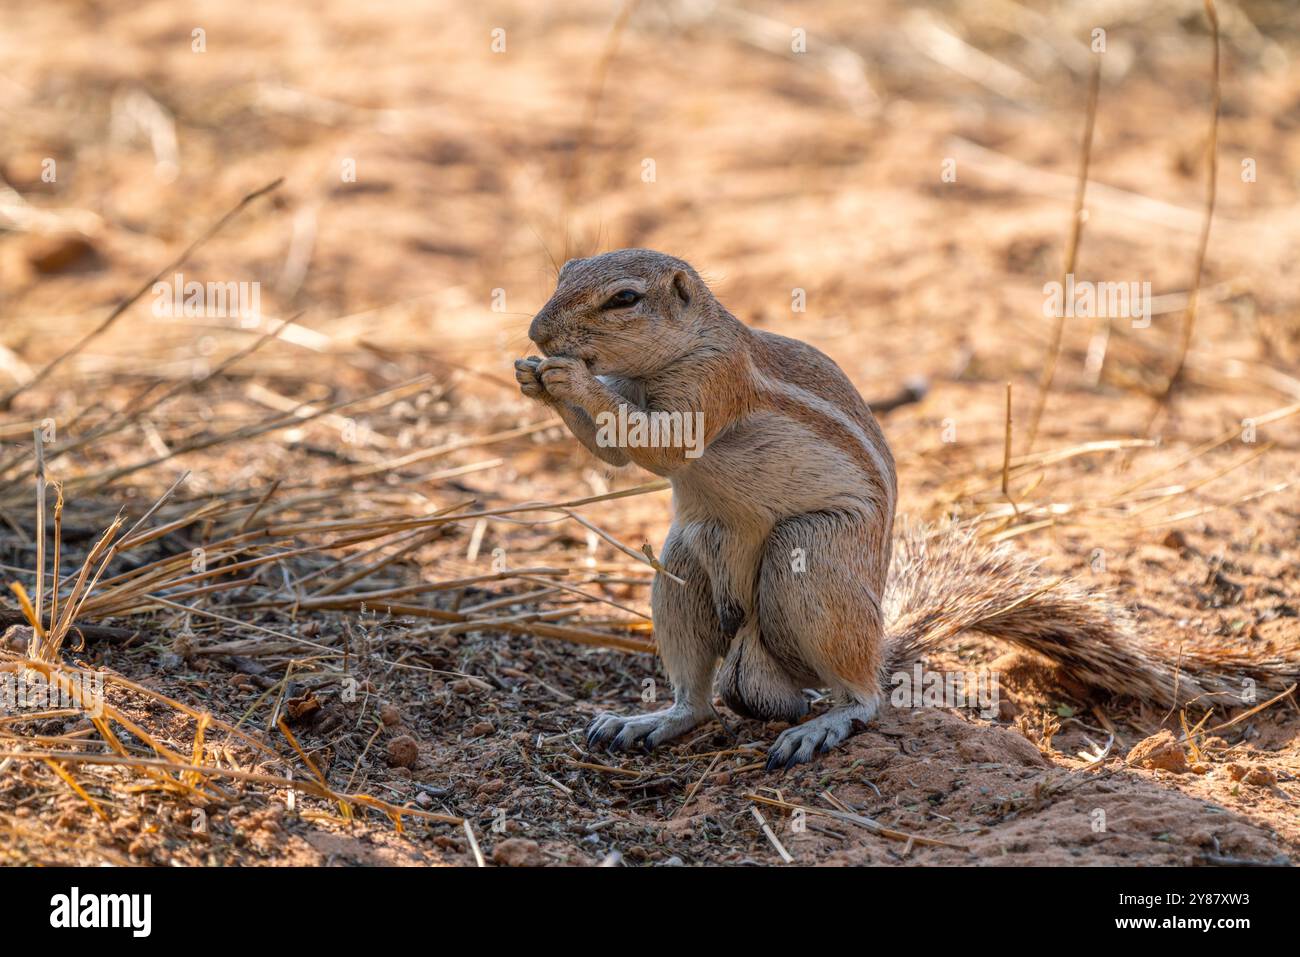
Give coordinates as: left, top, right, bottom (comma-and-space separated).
1000, 382, 1020, 519
1150, 0, 1220, 420
1026, 56, 1101, 451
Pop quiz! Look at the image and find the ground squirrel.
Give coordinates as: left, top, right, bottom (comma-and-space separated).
515, 249, 1298, 769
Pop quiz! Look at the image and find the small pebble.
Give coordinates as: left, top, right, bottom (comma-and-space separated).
386, 735, 420, 768
492, 837, 545, 867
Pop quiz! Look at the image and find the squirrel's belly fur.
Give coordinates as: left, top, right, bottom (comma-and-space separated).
519, 249, 1300, 766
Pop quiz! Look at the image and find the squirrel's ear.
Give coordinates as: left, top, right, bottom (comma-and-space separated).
671, 270, 691, 306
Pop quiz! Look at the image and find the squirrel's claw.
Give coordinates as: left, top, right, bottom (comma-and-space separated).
765, 724, 829, 771
764, 701, 878, 771
584, 705, 707, 754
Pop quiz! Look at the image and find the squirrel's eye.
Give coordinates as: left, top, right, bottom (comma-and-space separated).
602, 289, 642, 310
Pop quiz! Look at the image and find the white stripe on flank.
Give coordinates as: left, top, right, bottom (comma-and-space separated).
758, 375, 893, 483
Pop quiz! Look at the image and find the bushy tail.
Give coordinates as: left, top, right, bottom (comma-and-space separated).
882, 523, 1298, 708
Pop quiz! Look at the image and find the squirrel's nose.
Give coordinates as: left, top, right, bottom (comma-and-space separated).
528, 315, 554, 353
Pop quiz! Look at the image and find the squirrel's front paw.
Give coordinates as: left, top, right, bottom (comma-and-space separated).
514, 356, 551, 403
538, 355, 594, 405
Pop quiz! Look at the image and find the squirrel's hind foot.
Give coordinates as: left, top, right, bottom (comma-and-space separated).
765, 699, 878, 771
586, 704, 710, 753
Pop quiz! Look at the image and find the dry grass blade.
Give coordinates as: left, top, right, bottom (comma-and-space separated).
463, 820, 485, 866
0, 319, 290, 487
66, 374, 437, 495
256, 480, 670, 540
562, 508, 685, 584
323, 419, 554, 483
36, 516, 124, 660
278, 718, 349, 821
285, 566, 572, 612
749, 805, 794, 863
746, 792, 967, 850
1026, 55, 1100, 451
1110, 400, 1299, 502
9, 659, 228, 802
32, 429, 46, 637
1000, 382, 1020, 520
47, 481, 63, 633
0, 749, 463, 826
43, 758, 110, 823
6, 582, 42, 643
1151, 0, 1220, 419
299, 597, 654, 654
516, 573, 651, 621
237, 478, 282, 533
1139, 479, 1292, 528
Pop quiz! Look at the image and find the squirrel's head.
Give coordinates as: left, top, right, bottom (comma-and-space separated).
528, 249, 710, 377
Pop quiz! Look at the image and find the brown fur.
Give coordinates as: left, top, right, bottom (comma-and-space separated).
885, 521, 1300, 706
516, 249, 1298, 767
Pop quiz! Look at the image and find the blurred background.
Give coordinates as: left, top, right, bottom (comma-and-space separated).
3, 0, 1299, 411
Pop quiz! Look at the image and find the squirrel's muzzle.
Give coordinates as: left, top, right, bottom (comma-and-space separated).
528, 313, 555, 354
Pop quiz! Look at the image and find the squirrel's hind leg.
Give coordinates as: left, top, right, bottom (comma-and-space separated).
757, 510, 890, 769
587, 524, 726, 752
